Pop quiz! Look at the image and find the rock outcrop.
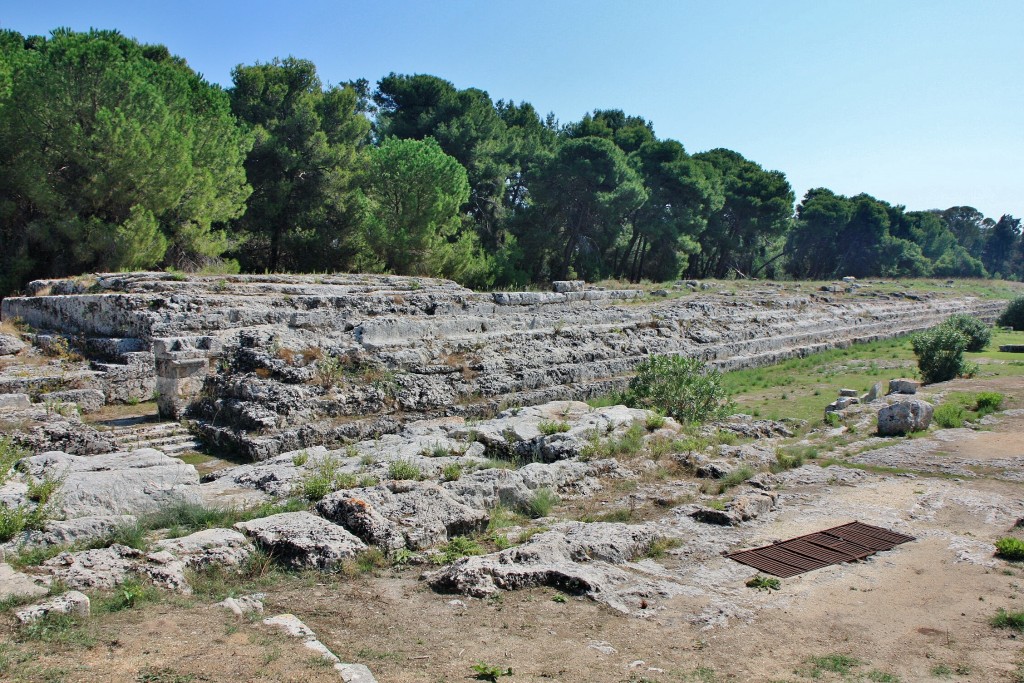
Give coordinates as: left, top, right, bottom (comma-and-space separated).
1, 273, 1005, 458
877, 399, 934, 436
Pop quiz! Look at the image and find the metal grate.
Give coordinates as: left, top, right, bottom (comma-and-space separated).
726, 521, 915, 578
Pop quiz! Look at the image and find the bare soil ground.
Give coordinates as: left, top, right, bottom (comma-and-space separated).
4, 376, 1024, 682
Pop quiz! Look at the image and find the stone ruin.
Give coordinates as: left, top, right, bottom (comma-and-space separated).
0, 273, 1014, 675
0, 272, 1004, 459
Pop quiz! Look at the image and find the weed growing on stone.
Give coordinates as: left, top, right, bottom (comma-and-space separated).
537, 419, 570, 435
387, 460, 422, 481
434, 536, 485, 564
645, 537, 683, 559
526, 487, 559, 518
441, 462, 462, 481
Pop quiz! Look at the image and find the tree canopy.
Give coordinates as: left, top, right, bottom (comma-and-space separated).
2, 27, 1022, 295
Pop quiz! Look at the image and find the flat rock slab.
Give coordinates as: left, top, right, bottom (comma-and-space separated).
155, 528, 255, 569
441, 459, 625, 511
316, 481, 487, 551
23, 448, 201, 518
235, 512, 366, 569
3, 515, 137, 553
16, 590, 90, 624
38, 389, 105, 413
0, 562, 50, 600
1000, 344, 1024, 353
42, 544, 189, 592
0, 333, 26, 356
428, 522, 684, 613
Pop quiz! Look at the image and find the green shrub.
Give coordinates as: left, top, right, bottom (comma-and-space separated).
387, 460, 422, 481
911, 325, 969, 384
537, 420, 571, 436
995, 537, 1024, 561
625, 355, 733, 424
644, 413, 666, 430
933, 403, 966, 428
525, 487, 559, 518
997, 296, 1024, 330
975, 391, 1004, 415
941, 314, 991, 352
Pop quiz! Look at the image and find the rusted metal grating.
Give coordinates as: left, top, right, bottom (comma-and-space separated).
726, 521, 915, 578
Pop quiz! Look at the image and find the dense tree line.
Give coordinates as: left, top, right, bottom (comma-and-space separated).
2, 29, 1022, 295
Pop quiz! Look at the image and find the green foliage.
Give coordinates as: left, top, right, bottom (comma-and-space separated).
933, 403, 966, 428
434, 536, 485, 564
644, 413, 666, 430
360, 136, 491, 285
441, 462, 463, 482
296, 453, 359, 501
0, 28, 251, 291
0, 436, 28, 486
229, 57, 368, 273
912, 325, 969, 384
710, 466, 755, 494
139, 499, 306, 537
990, 608, 1024, 631
537, 420, 570, 435
525, 487, 559, 519
995, 537, 1024, 561
645, 537, 683, 559
745, 575, 781, 591
942, 314, 991, 352
470, 662, 513, 682
387, 460, 422, 481
625, 355, 732, 424
101, 577, 159, 612
975, 391, 1004, 414
998, 297, 1024, 331
802, 654, 862, 676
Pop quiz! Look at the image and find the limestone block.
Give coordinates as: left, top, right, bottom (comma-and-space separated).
888, 378, 920, 395
39, 389, 105, 413
877, 399, 933, 436
0, 393, 31, 410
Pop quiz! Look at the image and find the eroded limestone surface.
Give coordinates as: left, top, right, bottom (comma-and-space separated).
1, 273, 1005, 458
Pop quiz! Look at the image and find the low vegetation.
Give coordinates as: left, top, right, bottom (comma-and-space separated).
998, 296, 1024, 330
995, 537, 1024, 561
624, 355, 733, 424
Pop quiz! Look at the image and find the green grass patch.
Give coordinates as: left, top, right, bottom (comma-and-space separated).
537, 419, 570, 435
990, 608, 1024, 631
525, 487, 559, 518
934, 403, 966, 428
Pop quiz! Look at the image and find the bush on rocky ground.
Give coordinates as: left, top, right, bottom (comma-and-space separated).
625, 355, 732, 424
942, 313, 991, 352
912, 325, 969, 384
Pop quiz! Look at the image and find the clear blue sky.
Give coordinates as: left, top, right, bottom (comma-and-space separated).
4, 0, 1022, 219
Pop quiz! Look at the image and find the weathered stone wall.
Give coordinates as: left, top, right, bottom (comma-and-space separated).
1, 272, 1008, 458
